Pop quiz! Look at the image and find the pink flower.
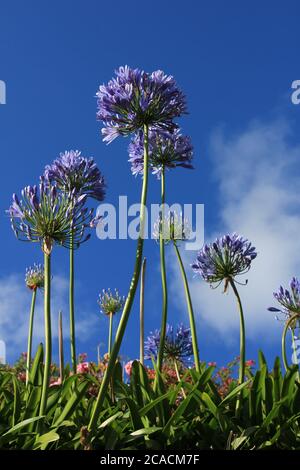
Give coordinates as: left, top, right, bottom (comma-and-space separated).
17, 372, 26, 382
245, 359, 255, 367
208, 361, 217, 367
50, 377, 62, 387
78, 352, 88, 363
124, 361, 133, 376
77, 362, 89, 374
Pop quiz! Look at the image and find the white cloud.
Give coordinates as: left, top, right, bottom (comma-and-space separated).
0, 273, 99, 362
171, 118, 300, 344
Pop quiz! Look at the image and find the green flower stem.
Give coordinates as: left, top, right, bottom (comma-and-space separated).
26, 288, 37, 386
58, 310, 64, 383
39, 251, 52, 418
139, 258, 146, 365
69, 230, 76, 374
282, 313, 299, 372
173, 242, 201, 372
228, 278, 245, 415
108, 313, 113, 355
88, 124, 149, 433
174, 359, 186, 399
97, 344, 101, 366
157, 168, 168, 372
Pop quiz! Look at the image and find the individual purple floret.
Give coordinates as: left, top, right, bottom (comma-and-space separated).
145, 324, 193, 366
44, 150, 105, 201
96, 65, 187, 143
192, 233, 257, 287
268, 277, 300, 323
8, 180, 93, 253
128, 128, 193, 178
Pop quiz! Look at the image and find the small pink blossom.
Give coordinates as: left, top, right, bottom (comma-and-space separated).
208, 361, 217, 367
50, 377, 62, 387
245, 359, 255, 367
124, 361, 133, 376
18, 372, 26, 382
77, 362, 89, 374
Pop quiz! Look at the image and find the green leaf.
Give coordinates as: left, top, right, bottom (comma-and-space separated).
139, 390, 172, 416
273, 356, 282, 402
163, 394, 193, 436
12, 375, 21, 426
99, 411, 123, 429
122, 397, 143, 431
28, 343, 44, 387
220, 380, 251, 406
53, 379, 89, 427
130, 360, 144, 407
258, 350, 267, 369
0, 416, 44, 445
130, 426, 162, 436
34, 431, 59, 450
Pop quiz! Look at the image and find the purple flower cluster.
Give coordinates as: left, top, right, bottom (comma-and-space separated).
96, 66, 187, 143
128, 128, 193, 178
44, 150, 105, 201
268, 277, 300, 321
192, 233, 257, 285
8, 180, 93, 253
25, 263, 44, 290
145, 323, 193, 365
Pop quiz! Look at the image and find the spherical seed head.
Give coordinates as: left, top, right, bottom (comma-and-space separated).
128, 128, 193, 178
96, 66, 187, 143
153, 211, 191, 243
97, 288, 125, 316
44, 150, 106, 201
145, 323, 193, 366
192, 233, 257, 285
8, 182, 93, 253
25, 263, 44, 290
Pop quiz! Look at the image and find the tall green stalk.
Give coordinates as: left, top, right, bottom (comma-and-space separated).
88, 124, 149, 433
139, 258, 146, 365
69, 230, 76, 374
282, 313, 299, 372
97, 344, 101, 365
58, 310, 64, 383
157, 168, 168, 372
39, 250, 52, 418
26, 288, 37, 386
173, 358, 186, 399
108, 313, 113, 355
173, 242, 201, 372
228, 278, 245, 414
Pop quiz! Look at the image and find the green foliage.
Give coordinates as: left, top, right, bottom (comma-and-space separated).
1, 349, 300, 449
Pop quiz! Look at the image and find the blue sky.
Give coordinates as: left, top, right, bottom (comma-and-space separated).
1, 0, 300, 370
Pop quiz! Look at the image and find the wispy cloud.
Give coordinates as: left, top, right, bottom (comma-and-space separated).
171, 118, 300, 344
0, 273, 99, 362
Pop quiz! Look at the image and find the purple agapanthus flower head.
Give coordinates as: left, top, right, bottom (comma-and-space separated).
96, 66, 187, 143
8, 179, 93, 254
128, 128, 193, 178
268, 277, 300, 325
44, 150, 105, 201
192, 233, 257, 287
97, 288, 125, 316
145, 323, 193, 366
25, 263, 44, 290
